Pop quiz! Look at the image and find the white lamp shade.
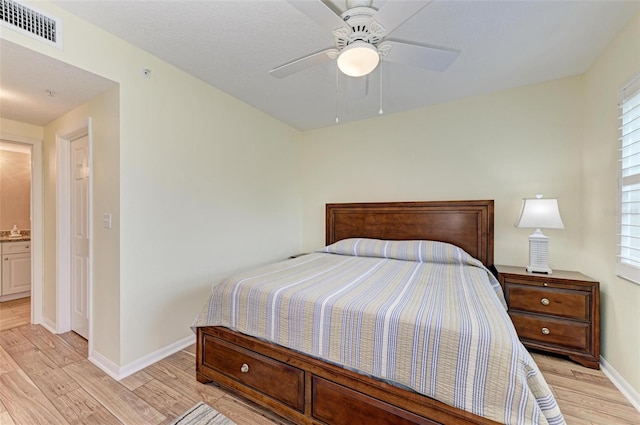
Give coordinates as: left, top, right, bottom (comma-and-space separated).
515, 198, 564, 229
337, 41, 380, 77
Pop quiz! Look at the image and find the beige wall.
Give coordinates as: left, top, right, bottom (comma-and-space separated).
43, 86, 121, 363
581, 12, 640, 394
0, 149, 31, 230
2, 2, 302, 369
118, 57, 302, 365
0, 119, 44, 141
300, 76, 584, 272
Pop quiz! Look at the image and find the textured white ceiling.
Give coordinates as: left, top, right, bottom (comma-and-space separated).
2, 1, 640, 130
0, 39, 117, 126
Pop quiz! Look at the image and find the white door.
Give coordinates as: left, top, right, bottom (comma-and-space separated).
70, 135, 89, 339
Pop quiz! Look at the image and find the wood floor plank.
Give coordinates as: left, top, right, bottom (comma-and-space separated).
63, 359, 166, 425
212, 394, 290, 425
0, 411, 16, 425
120, 369, 154, 391
554, 386, 640, 424
163, 349, 196, 371
0, 327, 33, 353
572, 370, 616, 387
144, 359, 227, 406
532, 352, 618, 391
0, 316, 29, 333
134, 378, 198, 418
543, 370, 636, 406
557, 396, 640, 425
51, 387, 122, 425
28, 364, 81, 400
17, 325, 84, 367
0, 298, 30, 332
558, 413, 594, 425
0, 369, 70, 424
57, 331, 89, 357
0, 345, 20, 376
10, 344, 60, 375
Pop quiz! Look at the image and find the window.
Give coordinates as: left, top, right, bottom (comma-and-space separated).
617, 73, 640, 284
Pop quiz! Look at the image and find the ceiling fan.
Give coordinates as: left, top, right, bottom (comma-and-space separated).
269, 0, 459, 79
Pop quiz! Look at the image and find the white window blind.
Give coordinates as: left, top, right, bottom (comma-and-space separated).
617, 73, 640, 284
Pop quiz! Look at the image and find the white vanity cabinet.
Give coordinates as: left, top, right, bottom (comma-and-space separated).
1, 241, 31, 300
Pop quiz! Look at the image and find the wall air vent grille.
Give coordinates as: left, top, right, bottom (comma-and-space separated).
0, 0, 62, 48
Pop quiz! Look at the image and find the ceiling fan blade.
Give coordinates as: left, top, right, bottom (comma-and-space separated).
381, 41, 458, 72
288, 1, 350, 32
373, 0, 433, 35
269, 49, 339, 79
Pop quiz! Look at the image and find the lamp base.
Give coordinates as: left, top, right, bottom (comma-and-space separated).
527, 229, 553, 275
526, 265, 553, 274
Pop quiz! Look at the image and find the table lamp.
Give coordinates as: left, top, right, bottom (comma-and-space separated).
514, 194, 564, 274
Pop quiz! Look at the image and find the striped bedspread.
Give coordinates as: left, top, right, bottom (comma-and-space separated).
193, 239, 565, 425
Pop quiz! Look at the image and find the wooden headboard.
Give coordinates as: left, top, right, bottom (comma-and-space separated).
326, 200, 494, 267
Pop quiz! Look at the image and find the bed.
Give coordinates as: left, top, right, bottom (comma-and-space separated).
193, 200, 565, 425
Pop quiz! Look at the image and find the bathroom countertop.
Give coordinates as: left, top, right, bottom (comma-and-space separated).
0, 236, 31, 243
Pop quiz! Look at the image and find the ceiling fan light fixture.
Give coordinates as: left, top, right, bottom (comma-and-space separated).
337, 41, 379, 77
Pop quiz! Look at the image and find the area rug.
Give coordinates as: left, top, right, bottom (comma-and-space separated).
170, 401, 236, 425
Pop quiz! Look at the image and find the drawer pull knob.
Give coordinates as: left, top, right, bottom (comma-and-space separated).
541, 298, 550, 306
240, 363, 249, 373
543, 283, 548, 287
541, 327, 550, 335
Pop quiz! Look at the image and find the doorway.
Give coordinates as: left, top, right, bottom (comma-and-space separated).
0, 135, 44, 327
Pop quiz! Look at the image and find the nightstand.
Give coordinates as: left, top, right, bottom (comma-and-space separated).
495, 265, 600, 369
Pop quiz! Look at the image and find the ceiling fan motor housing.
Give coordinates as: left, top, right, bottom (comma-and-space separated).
269, 0, 458, 79
335, 7, 387, 50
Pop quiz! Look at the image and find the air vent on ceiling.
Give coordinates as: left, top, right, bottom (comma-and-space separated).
1, 0, 62, 48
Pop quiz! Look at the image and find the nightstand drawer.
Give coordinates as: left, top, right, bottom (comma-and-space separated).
507, 284, 590, 321
509, 312, 589, 351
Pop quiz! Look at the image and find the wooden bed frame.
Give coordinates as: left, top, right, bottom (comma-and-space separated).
197, 200, 499, 425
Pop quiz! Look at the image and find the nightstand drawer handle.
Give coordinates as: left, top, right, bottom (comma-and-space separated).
541, 298, 550, 306
541, 327, 550, 335
240, 363, 249, 373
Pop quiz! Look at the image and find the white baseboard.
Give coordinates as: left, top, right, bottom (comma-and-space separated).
39, 317, 57, 334
89, 333, 196, 381
0, 292, 30, 302
88, 349, 121, 380
600, 356, 640, 412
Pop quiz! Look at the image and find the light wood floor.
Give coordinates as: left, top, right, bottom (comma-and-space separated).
0, 297, 30, 332
0, 301, 638, 425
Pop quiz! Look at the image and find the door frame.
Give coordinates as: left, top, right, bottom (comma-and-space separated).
0, 133, 43, 325
56, 118, 92, 344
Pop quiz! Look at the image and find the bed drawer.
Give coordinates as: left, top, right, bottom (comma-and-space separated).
312, 376, 441, 425
509, 311, 589, 351
507, 284, 589, 320
201, 334, 304, 411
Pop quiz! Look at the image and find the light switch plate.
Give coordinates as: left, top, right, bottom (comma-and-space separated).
103, 213, 112, 229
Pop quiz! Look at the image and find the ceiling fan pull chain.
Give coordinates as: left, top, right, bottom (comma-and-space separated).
335, 66, 340, 124
378, 62, 384, 115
